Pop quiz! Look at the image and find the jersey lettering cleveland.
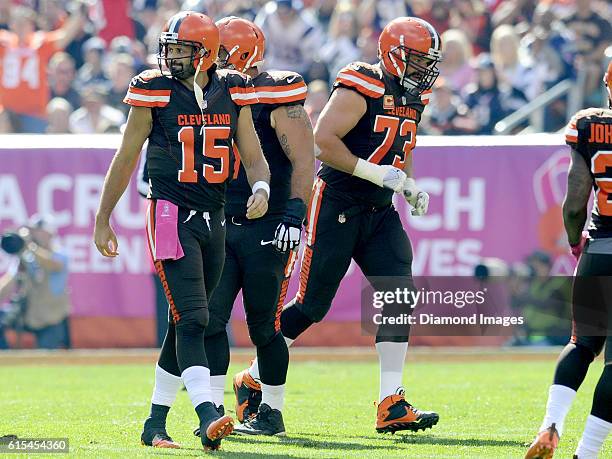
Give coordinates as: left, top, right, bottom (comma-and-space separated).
565, 108, 612, 239
124, 68, 258, 212
318, 62, 431, 207
225, 71, 307, 217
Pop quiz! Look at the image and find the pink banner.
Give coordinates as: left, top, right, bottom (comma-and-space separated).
0, 136, 573, 323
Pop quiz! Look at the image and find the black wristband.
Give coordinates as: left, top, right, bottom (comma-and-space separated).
283, 198, 307, 227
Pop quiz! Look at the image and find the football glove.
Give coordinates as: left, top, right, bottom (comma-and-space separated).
273, 198, 307, 253
403, 178, 429, 216
353, 158, 406, 193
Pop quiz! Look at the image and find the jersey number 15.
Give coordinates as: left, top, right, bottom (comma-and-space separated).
178, 126, 230, 184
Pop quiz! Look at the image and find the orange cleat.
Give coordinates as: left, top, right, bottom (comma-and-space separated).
233, 368, 262, 423
140, 429, 180, 449
202, 414, 234, 451
375, 389, 439, 434
525, 423, 560, 459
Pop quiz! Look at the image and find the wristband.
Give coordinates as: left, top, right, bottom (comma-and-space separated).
252, 181, 270, 199
352, 158, 385, 187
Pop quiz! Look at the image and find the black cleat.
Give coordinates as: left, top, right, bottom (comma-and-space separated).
233, 403, 286, 436
193, 404, 225, 437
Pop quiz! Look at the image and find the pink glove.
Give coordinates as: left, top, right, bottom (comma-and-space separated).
569, 231, 589, 260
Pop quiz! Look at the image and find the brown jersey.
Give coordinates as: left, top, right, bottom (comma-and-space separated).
565, 107, 612, 239
124, 67, 258, 212
318, 62, 431, 207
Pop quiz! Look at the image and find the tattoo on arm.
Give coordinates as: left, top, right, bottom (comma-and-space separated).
285, 105, 312, 129
279, 133, 292, 157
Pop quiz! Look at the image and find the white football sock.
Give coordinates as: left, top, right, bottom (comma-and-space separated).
575, 415, 612, 459
261, 383, 285, 412
376, 341, 408, 401
181, 366, 212, 408
249, 336, 294, 383
539, 384, 577, 437
248, 359, 260, 382
210, 375, 225, 407
151, 364, 182, 407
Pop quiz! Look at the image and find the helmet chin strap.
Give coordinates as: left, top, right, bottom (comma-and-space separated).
193, 48, 207, 133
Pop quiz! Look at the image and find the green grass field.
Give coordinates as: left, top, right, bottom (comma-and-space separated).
0, 353, 608, 458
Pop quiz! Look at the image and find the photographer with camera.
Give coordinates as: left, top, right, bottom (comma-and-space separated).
0, 215, 71, 349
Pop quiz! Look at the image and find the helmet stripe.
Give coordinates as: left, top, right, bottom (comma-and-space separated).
169, 12, 189, 35
414, 17, 440, 52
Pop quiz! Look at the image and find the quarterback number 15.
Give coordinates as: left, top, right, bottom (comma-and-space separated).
178, 126, 230, 184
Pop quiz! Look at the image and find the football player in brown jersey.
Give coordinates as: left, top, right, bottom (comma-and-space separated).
237, 17, 442, 434
198, 16, 314, 436
525, 61, 612, 459
93, 11, 270, 451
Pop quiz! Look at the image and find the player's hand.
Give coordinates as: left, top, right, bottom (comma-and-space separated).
273, 198, 306, 253
381, 165, 407, 193
403, 178, 429, 216
569, 231, 588, 261
246, 189, 268, 219
94, 219, 119, 257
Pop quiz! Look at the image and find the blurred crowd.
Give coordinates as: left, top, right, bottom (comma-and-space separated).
0, 0, 610, 134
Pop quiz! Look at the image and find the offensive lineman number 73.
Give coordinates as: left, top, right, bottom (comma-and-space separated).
177, 126, 231, 184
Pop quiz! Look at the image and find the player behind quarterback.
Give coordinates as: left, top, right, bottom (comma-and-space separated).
93, 11, 270, 451
525, 61, 612, 459
236, 16, 442, 434
198, 16, 314, 436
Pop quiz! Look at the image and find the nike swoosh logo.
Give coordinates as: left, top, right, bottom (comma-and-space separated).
287, 75, 298, 84
260, 240, 275, 246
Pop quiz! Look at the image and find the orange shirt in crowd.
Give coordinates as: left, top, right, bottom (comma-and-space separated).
0, 30, 62, 118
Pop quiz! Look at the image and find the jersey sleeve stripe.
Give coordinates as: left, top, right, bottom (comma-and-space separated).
420, 90, 432, 105
254, 86, 307, 103
339, 68, 385, 89
127, 87, 171, 97
231, 92, 260, 105
253, 82, 307, 93
565, 134, 578, 143
123, 92, 170, 107
336, 74, 384, 98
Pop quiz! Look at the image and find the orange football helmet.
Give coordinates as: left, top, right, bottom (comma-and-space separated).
604, 59, 612, 109
215, 16, 265, 72
378, 17, 442, 96
158, 11, 220, 79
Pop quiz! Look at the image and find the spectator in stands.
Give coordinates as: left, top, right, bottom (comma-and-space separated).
255, 0, 324, 75
75, 36, 109, 89
106, 53, 135, 115
562, 0, 612, 105
421, 78, 476, 135
416, 0, 452, 35
0, 215, 72, 350
358, 0, 409, 33
304, 79, 329, 126
68, 84, 125, 134
312, 0, 337, 31
463, 53, 526, 134
0, 5, 85, 133
492, 0, 537, 30
356, 27, 379, 64
449, 0, 493, 54
490, 24, 536, 100
439, 29, 476, 94
319, 2, 360, 81
48, 52, 80, 110
46, 97, 73, 133
0, 0, 10, 30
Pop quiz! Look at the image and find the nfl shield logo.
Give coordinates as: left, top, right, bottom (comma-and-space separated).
383, 95, 394, 109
